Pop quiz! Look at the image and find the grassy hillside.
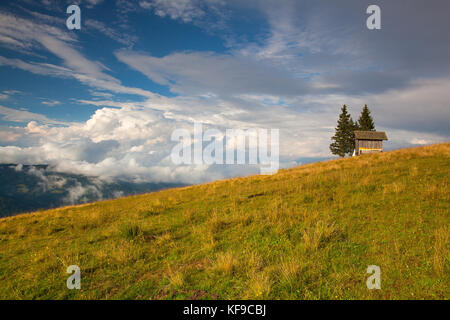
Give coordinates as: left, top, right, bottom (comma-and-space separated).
0, 143, 448, 300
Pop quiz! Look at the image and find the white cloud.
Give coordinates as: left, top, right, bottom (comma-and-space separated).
41, 100, 61, 106
140, 0, 207, 22
25, 165, 105, 204
0, 128, 23, 142
63, 181, 103, 204
3, 90, 21, 95
0, 12, 154, 97
89, 90, 114, 99
0, 105, 68, 125
84, 0, 104, 8
410, 138, 430, 145
115, 50, 310, 97
85, 19, 137, 46
36, 0, 104, 10
1, 76, 449, 185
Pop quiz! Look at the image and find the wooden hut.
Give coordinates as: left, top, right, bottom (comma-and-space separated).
354, 131, 388, 155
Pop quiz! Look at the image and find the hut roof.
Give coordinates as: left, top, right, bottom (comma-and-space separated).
354, 131, 388, 140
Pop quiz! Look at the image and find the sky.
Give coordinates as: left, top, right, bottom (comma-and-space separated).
0, 0, 449, 184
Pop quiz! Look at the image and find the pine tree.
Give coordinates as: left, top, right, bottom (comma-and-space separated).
357, 104, 375, 131
330, 105, 355, 157
349, 117, 358, 151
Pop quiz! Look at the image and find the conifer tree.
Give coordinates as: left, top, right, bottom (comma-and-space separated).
357, 104, 375, 131
349, 117, 358, 151
330, 105, 355, 157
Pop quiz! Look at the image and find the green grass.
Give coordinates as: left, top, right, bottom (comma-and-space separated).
0, 143, 449, 300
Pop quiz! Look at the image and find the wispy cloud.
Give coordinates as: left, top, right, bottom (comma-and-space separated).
0, 12, 154, 97
85, 19, 137, 46
139, 0, 207, 22
115, 50, 311, 97
0, 105, 68, 125
41, 99, 61, 106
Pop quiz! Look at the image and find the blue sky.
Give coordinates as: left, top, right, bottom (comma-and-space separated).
0, 0, 449, 183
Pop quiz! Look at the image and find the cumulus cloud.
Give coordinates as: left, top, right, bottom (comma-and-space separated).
1, 81, 447, 186
0, 95, 311, 183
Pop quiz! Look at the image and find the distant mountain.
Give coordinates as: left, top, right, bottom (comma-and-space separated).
0, 164, 185, 217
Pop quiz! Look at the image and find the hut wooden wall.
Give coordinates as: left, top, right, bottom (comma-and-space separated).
356, 139, 383, 155
359, 140, 383, 149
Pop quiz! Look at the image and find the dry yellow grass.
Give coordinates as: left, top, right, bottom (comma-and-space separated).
214, 251, 238, 275
432, 226, 449, 275
0, 143, 448, 300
